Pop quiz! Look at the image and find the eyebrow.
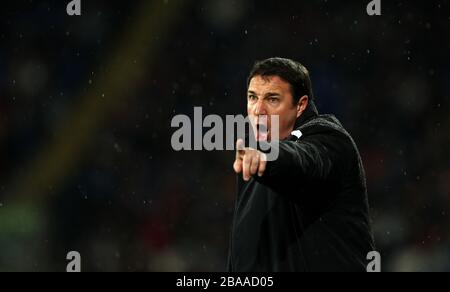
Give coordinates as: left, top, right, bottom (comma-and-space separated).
247, 91, 281, 97
264, 92, 280, 98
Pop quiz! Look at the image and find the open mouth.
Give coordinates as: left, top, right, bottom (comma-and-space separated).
256, 123, 269, 141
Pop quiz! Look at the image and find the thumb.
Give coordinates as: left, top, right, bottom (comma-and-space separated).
233, 159, 243, 174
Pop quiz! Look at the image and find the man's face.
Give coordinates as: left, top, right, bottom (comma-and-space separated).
247, 75, 306, 141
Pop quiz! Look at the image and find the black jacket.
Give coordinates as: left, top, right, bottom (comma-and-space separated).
228, 103, 375, 272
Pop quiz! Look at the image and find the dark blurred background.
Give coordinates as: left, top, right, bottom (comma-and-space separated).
0, 0, 449, 272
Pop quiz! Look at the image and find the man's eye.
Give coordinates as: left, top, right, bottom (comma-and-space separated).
248, 95, 257, 101
268, 98, 279, 103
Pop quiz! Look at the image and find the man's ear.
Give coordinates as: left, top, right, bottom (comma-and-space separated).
296, 95, 309, 118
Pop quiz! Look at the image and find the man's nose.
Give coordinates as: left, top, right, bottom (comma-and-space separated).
254, 100, 267, 116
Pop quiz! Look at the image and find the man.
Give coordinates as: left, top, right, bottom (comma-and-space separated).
228, 57, 375, 272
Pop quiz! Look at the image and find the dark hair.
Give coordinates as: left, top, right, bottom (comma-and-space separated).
247, 57, 314, 104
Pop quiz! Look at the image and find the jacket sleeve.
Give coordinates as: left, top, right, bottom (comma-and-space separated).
257, 130, 352, 186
